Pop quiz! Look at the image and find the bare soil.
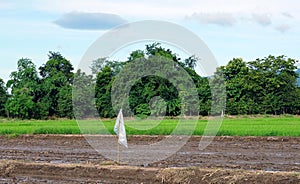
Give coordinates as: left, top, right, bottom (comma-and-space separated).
0, 135, 299, 183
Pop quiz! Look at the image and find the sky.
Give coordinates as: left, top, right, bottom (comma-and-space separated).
1, 0, 300, 82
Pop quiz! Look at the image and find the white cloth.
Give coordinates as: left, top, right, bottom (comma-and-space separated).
114, 109, 128, 148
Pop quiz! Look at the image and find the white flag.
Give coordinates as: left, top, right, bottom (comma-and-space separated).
114, 109, 128, 148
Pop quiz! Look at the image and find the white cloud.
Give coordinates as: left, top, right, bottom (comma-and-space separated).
251, 13, 272, 26
186, 12, 236, 26
275, 24, 291, 33
186, 12, 273, 27
54, 11, 127, 30
282, 12, 294, 19
186, 11, 295, 33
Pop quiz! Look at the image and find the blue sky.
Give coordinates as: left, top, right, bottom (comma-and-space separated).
1, 0, 300, 82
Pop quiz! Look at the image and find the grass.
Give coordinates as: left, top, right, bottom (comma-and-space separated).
0, 117, 299, 136
216, 117, 300, 136
0, 119, 81, 135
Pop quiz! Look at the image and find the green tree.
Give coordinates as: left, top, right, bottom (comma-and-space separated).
73, 69, 96, 118
95, 66, 115, 118
197, 77, 211, 116
128, 50, 145, 62
209, 67, 226, 116
0, 78, 7, 117
90, 58, 107, 75
248, 55, 298, 114
39, 51, 74, 83
57, 85, 73, 118
39, 52, 74, 118
220, 58, 249, 114
107, 43, 206, 118
128, 75, 180, 117
184, 55, 198, 70
6, 88, 35, 119
6, 58, 40, 119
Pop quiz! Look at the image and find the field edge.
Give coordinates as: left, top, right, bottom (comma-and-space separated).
0, 160, 299, 183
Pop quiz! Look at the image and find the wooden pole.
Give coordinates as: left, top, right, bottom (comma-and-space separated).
117, 141, 120, 164
117, 115, 121, 164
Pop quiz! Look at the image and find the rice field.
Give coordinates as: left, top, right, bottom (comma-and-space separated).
0, 116, 299, 136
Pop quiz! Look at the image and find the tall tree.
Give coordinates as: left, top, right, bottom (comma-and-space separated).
39, 52, 74, 118
6, 58, 40, 119
95, 66, 115, 118
73, 69, 96, 118
39, 51, 74, 83
197, 77, 211, 116
248, 55, 298, 114
0, 78, 7, 117
220, 58, 249, 115
112, 43, 204, 118
97, 43, 210, 118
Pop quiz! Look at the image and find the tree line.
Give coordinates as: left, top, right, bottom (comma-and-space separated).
0, 43, 299, 119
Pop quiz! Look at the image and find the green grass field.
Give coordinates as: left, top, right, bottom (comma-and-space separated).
0, 117, 299, 136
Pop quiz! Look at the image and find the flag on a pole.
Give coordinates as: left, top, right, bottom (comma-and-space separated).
114, 109, 128, 148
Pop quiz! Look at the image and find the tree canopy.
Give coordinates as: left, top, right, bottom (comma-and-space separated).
0, 44, 299, 119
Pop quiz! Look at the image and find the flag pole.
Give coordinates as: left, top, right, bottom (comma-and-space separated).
117, 97, 125, 164
117, 143, 120, 164
116, 97, 126, 164
117, 119, 120, 164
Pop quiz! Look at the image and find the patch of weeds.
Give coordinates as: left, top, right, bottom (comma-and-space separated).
101, 161, 118, 166
126, 135, 133, 142
6, 133, 19, 139
283, 114, 294, 118
265, 131, 281, 136
291, 172, 299, 177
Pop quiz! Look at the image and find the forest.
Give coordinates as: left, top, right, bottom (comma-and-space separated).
0, 43, 299, 119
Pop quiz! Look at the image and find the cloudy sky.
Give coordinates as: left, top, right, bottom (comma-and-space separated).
1, 0, 299, 81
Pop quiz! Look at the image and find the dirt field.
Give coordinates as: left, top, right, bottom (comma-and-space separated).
0, 135, 299, 183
